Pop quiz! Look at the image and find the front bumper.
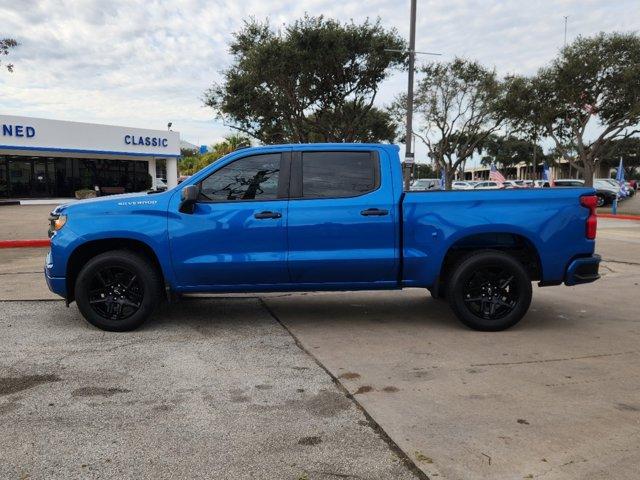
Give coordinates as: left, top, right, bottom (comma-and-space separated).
564, 254, 601, 286
44, 251, 67, 299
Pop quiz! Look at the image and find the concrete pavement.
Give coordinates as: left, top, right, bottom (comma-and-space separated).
0, 206, 638, 479
0, 300, 420, 480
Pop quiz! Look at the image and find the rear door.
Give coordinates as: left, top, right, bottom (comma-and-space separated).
286, 149, 397, 286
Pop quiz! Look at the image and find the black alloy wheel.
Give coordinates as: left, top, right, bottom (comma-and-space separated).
447, 250, 532, 331
88, 266, 143, 321
461, 266, 518, 320
75, 250, 162, 331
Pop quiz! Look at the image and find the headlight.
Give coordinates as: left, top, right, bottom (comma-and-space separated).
48, 214, 67, 237
54, 215, 67, 230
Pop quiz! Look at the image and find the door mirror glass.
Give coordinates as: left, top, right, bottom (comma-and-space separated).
179, 185, 199, 214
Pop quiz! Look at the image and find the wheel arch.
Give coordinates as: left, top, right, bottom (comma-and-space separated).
66, 238, 166, 304
434, 231, 542, 298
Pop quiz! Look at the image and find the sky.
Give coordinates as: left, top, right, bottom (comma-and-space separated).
1, 0, 638, 163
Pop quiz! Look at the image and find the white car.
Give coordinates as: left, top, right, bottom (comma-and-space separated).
452, 181, 474, 190
502, 180, 523, 189
410, 178, 441, 191
154, 178, 168, 191
473, 181, 503, 190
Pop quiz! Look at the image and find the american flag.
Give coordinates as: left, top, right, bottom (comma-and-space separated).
489, 164, 505, 183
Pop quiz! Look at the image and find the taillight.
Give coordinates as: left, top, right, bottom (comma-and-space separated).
580, 195, 597, 240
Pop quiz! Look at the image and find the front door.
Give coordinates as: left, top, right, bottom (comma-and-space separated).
169, 151, 290, 288
286, 150, 398, 286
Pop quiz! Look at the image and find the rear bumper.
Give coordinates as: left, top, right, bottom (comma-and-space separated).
564, 254, 601, 286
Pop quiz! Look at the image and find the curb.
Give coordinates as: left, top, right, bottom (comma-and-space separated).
598, 213, 640, 221
0, 239, 51, 248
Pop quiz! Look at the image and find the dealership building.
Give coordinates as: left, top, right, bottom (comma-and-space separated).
0, 114, 180, 198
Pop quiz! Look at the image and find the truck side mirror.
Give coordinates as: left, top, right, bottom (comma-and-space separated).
179, 185, 199, 214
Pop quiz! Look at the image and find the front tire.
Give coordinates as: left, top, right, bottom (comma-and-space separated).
447, 250, 532, 331
75, 250, 162, 331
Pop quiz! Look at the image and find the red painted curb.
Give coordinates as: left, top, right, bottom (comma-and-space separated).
0, 239, 51, 248
598, 213, 640, 221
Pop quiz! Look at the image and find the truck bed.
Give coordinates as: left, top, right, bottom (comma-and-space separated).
401, 188, 596, 287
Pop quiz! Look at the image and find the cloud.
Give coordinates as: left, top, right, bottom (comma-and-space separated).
0, 0, 638, 150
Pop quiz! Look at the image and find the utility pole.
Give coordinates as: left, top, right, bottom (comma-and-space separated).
564, 15, 571, 179
403, 0, 417, 191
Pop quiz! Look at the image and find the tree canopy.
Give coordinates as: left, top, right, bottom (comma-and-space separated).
1, 38, 19, 72
204, 16, 405, 144
480, 134, 549, 176
391, 58, 506, 188
503, 32, 640, 186
178, 134, 252, 175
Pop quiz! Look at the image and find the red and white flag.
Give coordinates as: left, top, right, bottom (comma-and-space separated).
489, 164, 505, 183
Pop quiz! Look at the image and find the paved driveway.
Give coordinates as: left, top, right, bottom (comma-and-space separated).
0, 206, 638, 479
0, 300, 419, 480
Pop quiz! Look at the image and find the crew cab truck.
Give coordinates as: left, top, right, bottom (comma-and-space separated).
45, 144, 601, 332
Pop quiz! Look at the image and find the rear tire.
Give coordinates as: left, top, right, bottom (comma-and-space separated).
447, 250, 532, 331
75, 250, 162, 332
595, 193, 605, 207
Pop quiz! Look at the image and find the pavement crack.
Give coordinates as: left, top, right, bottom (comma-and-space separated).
258, 297, 430, 480
471, 350, 639, 367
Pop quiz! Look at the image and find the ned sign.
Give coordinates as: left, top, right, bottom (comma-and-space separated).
2, 123, 36, 138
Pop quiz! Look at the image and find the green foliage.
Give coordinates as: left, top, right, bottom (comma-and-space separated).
595, 137, 640, 177
391, 58, 505, 188
481, 134, 548, 170
413, 163, 437, 179
178, 134, 252, 175
204, 15, 405, 143
502, 32, 640, 185
0, 38, 18, 72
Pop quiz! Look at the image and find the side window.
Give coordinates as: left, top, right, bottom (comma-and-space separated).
301, 151, 378, 199
199, 153, 281, 201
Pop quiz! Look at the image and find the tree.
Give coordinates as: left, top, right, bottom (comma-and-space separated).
178, 134, 252, 175
204, 16, 405, 143
503, 33, 640, 186
1, 38, 19, 72
391, 59, 506, 188
595, 136, 640, 178
481, 134, 548, 179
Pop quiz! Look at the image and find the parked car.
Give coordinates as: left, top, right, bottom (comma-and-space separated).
554, 179, 617, 207
452, 181, 474, 190
594, 179, 623, 205
410, 178, 441, 191
473, 181, 503, 190
502, 180, 523, 189
154, 178, 168, 191
46, 143, 600, 332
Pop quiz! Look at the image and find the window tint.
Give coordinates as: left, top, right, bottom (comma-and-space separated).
302, 151, 377, 198
199, 154, 280, 201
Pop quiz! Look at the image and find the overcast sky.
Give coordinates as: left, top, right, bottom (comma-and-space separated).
1, 0, 638, 161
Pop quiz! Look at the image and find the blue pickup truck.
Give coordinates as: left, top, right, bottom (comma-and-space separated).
45, 143, 600, 332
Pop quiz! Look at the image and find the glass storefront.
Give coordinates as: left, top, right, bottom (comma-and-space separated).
0, 156, 149, 198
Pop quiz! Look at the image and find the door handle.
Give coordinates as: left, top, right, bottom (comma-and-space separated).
360, 208, 389, 216
254, 211, 282, 219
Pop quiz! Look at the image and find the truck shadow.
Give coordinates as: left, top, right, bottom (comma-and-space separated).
154, 290, 577, 333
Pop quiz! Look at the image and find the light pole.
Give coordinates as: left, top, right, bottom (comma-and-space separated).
403, 0, 418, 191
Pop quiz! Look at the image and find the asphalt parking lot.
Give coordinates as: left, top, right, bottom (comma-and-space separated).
1, 204, 639, 479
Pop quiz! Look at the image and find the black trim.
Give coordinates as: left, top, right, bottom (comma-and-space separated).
277, 151, 291, 199
290, 151, 302, 198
